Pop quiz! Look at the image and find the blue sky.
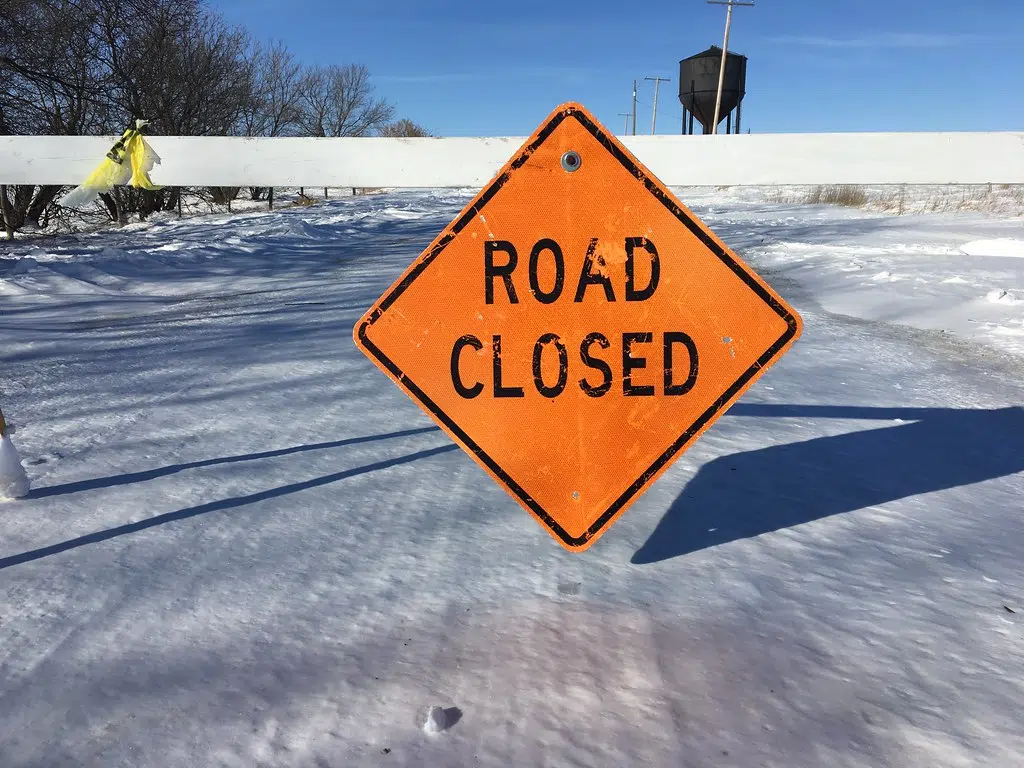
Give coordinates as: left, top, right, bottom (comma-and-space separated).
210, 0, 1023, 137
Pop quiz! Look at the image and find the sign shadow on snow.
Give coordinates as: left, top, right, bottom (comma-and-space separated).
28, 426, 441, 499
632, 404, 1024, 564
1, 439, 454, 571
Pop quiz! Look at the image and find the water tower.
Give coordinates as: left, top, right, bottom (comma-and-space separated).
678, 46, 747, 134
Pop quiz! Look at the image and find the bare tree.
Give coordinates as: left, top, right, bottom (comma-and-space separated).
97, 0, 254, 137
297, 64, 394, 138
239, 39, 303, 138
378, 118, 433, 137
0, 0, 258, 228
1, 0, 111, 136
0, 0, 426, 233
0, 0, 113, 230
94, 0, 257, 213
238, 39, 304, 201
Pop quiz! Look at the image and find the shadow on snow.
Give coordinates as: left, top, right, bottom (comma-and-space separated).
28, 426, 440, 499
632, 404, 1024, 564
1, 433, 453, 571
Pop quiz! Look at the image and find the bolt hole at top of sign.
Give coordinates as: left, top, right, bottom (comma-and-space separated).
561, 151, 581, 173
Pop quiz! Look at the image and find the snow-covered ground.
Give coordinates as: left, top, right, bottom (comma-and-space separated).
1, 188, 1023, 766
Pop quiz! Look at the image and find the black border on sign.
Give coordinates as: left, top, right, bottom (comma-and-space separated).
356, 105, 800, 549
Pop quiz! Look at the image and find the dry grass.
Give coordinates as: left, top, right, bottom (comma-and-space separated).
804, 185, 869, 207
761, 188, 794, 204
871, 184, 1024, 216
756, 183, 1024, 217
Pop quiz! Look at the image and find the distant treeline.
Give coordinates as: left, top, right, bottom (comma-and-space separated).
0, 0, 430, 233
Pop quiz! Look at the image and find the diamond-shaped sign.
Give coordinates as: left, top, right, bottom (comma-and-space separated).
354, 102, 802, 552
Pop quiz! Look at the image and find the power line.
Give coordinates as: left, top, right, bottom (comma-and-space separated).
632, 79, 638, 135
636, 97, 687, 124
707, 0, 754, 135
644, 76, 672, 134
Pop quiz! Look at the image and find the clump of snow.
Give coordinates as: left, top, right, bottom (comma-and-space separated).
0, 434, 30, 500
961, 239, 1024, 259
871, 270, 902, 281
420, 706, 448, 734
986, 289, 1022, 306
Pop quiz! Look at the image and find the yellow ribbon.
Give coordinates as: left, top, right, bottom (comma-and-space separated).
58, 119, 162, 209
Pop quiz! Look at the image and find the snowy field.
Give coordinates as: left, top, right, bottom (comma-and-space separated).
1, 187, 1023, 766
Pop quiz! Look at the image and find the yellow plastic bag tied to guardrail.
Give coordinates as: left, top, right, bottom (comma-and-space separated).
58, 119, 162, 209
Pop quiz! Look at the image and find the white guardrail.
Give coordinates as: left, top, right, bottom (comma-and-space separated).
1, 132, 1023, 188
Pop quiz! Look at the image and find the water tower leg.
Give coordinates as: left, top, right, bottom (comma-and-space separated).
690, 82, 697, 135
726, 112, 732, 135
736, 102, 742, 134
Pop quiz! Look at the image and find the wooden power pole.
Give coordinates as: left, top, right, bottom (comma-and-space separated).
707, 0, 754, 135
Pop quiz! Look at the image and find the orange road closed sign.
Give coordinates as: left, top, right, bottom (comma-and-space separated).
354, 102, 802, 552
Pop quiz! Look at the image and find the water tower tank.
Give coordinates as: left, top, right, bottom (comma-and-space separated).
678, 46, 747, 134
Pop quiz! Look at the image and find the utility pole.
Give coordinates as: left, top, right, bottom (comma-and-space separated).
707, 0, 754, 135
626, 81, 634, 137
618, 113, 632, 134
644, 76, 671, 134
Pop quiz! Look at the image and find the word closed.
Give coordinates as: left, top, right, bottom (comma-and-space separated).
449, 236, 699, 400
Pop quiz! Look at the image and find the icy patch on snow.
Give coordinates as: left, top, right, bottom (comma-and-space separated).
378, 207, 435, 221
153, 242, 193, 252
0, 434, 30, 500
961, 239, 1024, 259
330, 206, 436, 225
